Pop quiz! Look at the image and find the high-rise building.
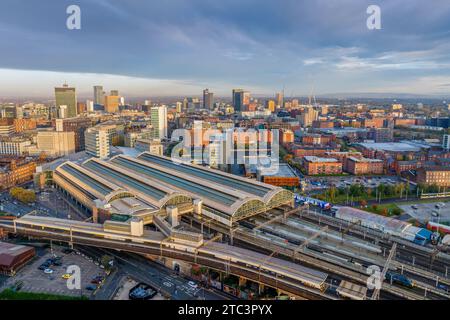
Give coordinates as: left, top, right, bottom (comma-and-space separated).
110, 90, 119, 96
151, 106, 168, 139
86, 100, 94, 113
94, 86, 104, 105
298, 106, 318, 127
275, 92, 284, 108
203, 89, 214, 110
176, 102, 183, 113
85, 128, 110, 158
443, 134, 450, 151
104, 93, 120, 113
232, 89, 250, 112
55, 83, 77, 118
266, 100, 276, 112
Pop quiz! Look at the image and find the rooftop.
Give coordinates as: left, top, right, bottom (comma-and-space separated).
303, 156, 338, 163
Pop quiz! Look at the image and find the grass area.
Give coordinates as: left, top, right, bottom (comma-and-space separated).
0, 289, 88, 300
362, 203, 403, 217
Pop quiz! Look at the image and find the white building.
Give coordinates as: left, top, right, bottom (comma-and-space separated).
150, 106, 168, 139
36, 131, 75, 157
85, 128, 110, 158
443, 134, 450, 151
0, 138, 32, 155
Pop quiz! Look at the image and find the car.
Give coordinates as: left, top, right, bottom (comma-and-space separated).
187, 281, 198, 289
85, 284, 97, 291
91, 276, 105, 284
52, 260, 62, 266
38, 264, 48, 271
411, 205, 418, 210
431, 210, 440, 217
62, 274, 72, 279
44, 268, 54, 274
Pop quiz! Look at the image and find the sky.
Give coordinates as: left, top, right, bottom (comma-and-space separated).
1, 0, 450, 98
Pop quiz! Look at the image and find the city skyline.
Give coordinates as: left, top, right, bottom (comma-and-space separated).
1, 1, 450, 98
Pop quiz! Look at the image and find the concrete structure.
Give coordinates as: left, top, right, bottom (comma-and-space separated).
85, 127, 110, 158
36, 131, 75, 157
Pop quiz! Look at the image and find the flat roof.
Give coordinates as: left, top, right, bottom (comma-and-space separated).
356, 142, 426, 152
303, 156, 339, 163
258, 163, 299, 177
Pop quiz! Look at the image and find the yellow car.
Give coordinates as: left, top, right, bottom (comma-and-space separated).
61, 274, 72, 279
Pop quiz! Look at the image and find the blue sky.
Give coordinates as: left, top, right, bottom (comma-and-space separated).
1, 0, 450, 98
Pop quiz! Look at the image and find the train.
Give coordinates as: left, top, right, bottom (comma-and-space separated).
385, 272, 414, 288
427, 221, 450, 235
294, 195, 331, 210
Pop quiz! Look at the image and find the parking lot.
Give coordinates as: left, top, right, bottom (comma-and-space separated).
399, 201, 450, 224
1, 245, 106, 298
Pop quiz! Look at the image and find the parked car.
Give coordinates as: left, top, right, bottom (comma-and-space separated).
62, 274, 72, 279
187, 281, 198, 289
44, 268, 54, 274
85, 284, 97, 291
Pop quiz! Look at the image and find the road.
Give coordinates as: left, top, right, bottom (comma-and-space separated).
75, 245, 232, 300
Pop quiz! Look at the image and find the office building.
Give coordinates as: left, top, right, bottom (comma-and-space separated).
85, 128, 110, 158
275, 92, 284, 108
443, 134, 450, 151
55, 117, 92, 152
0, 137, 32, 156
94, 85, 104, 105
55, 83, 77, 118
232, 89, 250, 112
36, 131, 75, 157
298, 106, 318, 127
0, 119, 15, 136
266, 100, 276, 112
104, 93, 120, 113
203, 89, 214, 110
151, 106, 168, 139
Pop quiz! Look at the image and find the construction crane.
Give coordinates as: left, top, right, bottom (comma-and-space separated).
371, 243, 397, 300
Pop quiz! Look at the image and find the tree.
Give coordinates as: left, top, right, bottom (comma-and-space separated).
392, 207, 402, 216
381, 208, 389, 216
327, 187, 337, 202
360, 200, 367, 208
